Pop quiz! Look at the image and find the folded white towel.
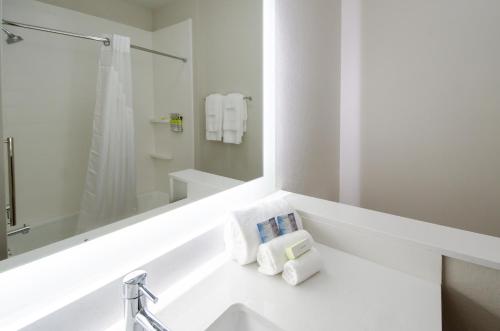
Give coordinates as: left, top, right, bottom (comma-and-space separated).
232, 93, 248, 133
223, 93, 247, 144
257, 230, 312, 275
224, 197, 303, 265
282, 247, 322, 286
205, 94, 224, 141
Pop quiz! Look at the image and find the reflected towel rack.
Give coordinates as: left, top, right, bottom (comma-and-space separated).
204, 95, 252, 101
7, 224, 30, 237
2, 19, 187, 62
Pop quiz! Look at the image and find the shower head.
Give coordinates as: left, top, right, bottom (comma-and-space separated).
1, 26, 23, 44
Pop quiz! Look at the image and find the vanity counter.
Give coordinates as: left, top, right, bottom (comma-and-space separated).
109, 243, 441, 331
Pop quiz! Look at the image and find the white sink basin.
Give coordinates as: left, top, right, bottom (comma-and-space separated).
206, 304, 283, 331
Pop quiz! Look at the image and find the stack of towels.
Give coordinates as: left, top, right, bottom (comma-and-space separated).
205, 93, 247, 144
225, 197, 322, 286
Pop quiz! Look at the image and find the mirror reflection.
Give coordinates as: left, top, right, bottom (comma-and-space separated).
1, 0, 262, 260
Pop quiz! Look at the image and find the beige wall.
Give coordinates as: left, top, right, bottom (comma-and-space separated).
443, 257, 500, 331
153, 0, 263, 181
153, 0, 197, 29
338, 0, 500, 330
356, 0, 500, 237
276, 0, 341, 201
276, 0, 500, 330
36, 0, 154, 31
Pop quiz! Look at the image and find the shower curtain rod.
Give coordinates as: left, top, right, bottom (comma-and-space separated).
2, 19, 188, 63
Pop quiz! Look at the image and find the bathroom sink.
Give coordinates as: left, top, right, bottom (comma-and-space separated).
206, 304, 283, 331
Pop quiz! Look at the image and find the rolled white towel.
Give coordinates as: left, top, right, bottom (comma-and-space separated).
224, 197, 303, 265
282, 247, 322, 286
257, 230, 312, 275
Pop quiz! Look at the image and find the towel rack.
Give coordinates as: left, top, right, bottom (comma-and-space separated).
204, 95, 252, 102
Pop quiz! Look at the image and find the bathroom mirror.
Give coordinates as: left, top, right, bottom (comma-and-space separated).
0, 0, 263, 266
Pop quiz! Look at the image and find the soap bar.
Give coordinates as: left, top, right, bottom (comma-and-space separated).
285, 237, 312, 260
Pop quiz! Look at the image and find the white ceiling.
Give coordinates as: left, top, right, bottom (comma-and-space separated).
122, 0, 175, 10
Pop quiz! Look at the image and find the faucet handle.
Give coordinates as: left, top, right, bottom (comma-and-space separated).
123, 270, 159, 303
139, 284, 159, 303
123, 269, 148, 286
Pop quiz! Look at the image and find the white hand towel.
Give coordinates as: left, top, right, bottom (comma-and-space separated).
224, 197, 303, 265
257, 230, 312, 275
222, 93, 246, 144
282, 247, 322, 286
205, 94, 224, 141
233, 93, 248, 133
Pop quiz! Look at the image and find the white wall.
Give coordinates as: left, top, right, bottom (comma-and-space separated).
276, 0, 341, 201
152, 20, 195, 193
339, 0, 361, 206
2, 0, 156, 227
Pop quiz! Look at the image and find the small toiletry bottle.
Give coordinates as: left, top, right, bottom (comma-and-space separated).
170, 113, 183, 132
178, 116, 183, 132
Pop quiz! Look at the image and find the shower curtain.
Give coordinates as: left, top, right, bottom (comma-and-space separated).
78, 35, 137, 233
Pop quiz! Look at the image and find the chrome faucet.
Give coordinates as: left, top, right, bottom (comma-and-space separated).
123, 270, 170, 331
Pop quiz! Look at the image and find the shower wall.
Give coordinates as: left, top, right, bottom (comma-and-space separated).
2, 0, 193, 229
152, 20, 195, 193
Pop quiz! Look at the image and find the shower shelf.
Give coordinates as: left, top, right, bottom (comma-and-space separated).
150, 152, 173, 161
150, 119, 170, 124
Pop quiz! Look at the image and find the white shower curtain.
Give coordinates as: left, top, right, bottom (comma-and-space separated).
78, 35, 137, 233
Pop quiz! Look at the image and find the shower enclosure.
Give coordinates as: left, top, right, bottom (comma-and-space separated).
1, 0, 195, 256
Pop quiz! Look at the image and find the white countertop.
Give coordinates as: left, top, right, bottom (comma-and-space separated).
111, 243, 441, 331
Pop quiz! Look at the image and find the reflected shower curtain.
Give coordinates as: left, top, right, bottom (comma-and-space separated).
78, 35, 137, 233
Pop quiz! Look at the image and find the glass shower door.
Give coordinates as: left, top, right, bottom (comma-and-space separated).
0, 90, 7, 261
0, 16, 94, 258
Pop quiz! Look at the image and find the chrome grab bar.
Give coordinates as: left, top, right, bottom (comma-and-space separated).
4, 137, 17, 227
7, 224, 30, 237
